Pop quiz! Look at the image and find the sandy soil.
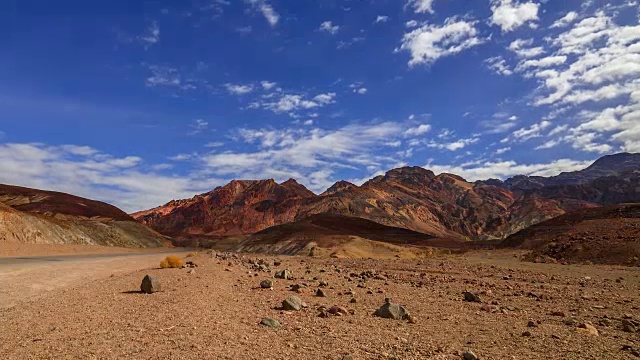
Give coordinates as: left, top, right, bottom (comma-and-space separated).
0, 250, 639, 359
0, 250, 189, 309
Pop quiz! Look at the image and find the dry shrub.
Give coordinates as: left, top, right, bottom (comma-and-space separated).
160, 255, 184, 269
186, 252, 196, 258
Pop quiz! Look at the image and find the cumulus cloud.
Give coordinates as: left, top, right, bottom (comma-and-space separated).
485, 56, 513, 75
490, 0, 540, 32
398, 18, 483, 66
225, 83, 254, 95
550, 11, 579, 28
508, 38, 544, 58
407, 0, 436, 14
0, 143, 214, 212
245, 0, 279, 27
319, 21, 340, 35
425, 158, 594, 182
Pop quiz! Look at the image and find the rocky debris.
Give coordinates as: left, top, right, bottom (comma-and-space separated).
350, 298, 357, 304
328, 305, 349, 316
260, 317, 281, 328
275, 269, 292, 280
564, 318, 577, 326
260, 279, 273, 289
463, 291, 481, 303
462, 350, 479, 360
316, 288, 326, 297
282, 296, 306, 311
551, 311, 566, 317
527, 320, 538, 328
290, 284, 305, 292
522, 330, 532, 337
318, 281, 329, 287
576, 322, 599, 336
373, 298, 411, 321
185, 261, 198, 268
140, 275, 161, 294
187, 269, 196, 274
622, 345, 640, 357
622, 319, 637, 333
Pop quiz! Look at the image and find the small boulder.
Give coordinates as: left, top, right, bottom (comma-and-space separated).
260, 279, 273, 289
622, 319, 637, 333
463, 291, 481, 303
275, 269, 292, 280
462, 350, 479, 360
140, 275, 161, 294
316, 288, 327, 297
282, 296, 306, 311
576, 322, 599, 336
260, 317, 281, 328
328, 305, 349, 316
373, 298, 411, 321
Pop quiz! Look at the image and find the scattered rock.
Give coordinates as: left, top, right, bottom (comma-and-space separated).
350, 297, 357, 304
275, 269, 292, 280
260, 279, 273, 289
463, 292, 481, 303
260, 317, 281, 328
373, 298, 411, 321
187, 269, 196, 274
328, 305, 349, 316
622, 319, 637, 333
564, 318, 577, 326
527, 320, 538, 328
576, 322, 599, 336
462, 350, 479, 360
522, 330, 532, 337
140, 275, 161, 294
551, 311, 566, 317
316, 288, 327, 297
282, 296, 306, 311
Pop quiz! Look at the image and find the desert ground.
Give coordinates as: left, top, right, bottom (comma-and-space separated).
1, 249, 638, 359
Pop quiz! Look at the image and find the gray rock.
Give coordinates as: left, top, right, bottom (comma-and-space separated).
462, 350, 479, 360
275, 269, 292, 280
373, 298, 410, 320
282, 295, 306, 311
260, 279, 273, 289
260, 317, 281, 328
463, 291, 481, 303
622, 319, 637, 333
140, 275, 161, 294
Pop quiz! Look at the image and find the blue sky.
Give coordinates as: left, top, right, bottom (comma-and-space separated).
1, 0, 639, 211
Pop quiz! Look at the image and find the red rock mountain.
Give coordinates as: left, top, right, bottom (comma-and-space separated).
134, 153, 640, 242
0, 184, 168, 248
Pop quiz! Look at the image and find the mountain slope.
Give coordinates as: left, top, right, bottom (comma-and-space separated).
0, 185, 168, 248
501, 204, 640, 266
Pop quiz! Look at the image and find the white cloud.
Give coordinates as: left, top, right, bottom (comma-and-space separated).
138, 21, 160, 49
495, 147, 510, 155
189, 119, 209, 135
204, 122, 409, 192
485, 56, 513, 76
319, 21, 340, 35
375, 15, 389, 24
550, 11, 579, 28
425, 158, 594, 182
404, 124, 431, 136
427, 137, 478, 151
407, 0, 435, 14
225, 83, 254, 95
405, 20, 419, 28
252, 92, 337, 114
490, 0, 540, 33
504, 120, 551, 142
398, 18, 483, 66
260, 81, 277, 90
355, 87, 368, 94
246, 0, 279, 27
508, 38, 544, 58
0, 143, 214, 212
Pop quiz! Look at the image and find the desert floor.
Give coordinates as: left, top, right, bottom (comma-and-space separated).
0, 249, 638, 359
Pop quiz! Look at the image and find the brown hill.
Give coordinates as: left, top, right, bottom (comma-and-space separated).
229, 213, 465, 257
133, 167, 585, 241
133, 153, 639, 245
0, 184, 168, 248
501, 204, 640, 266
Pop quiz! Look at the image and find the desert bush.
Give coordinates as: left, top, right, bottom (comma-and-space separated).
160, 255, 184, 269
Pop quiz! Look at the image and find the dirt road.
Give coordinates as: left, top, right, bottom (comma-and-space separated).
0, 250, 189, 309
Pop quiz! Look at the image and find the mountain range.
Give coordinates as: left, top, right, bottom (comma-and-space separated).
133, 152, 640, 242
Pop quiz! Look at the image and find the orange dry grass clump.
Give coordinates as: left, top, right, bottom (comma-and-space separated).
160, 255, 184, 269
